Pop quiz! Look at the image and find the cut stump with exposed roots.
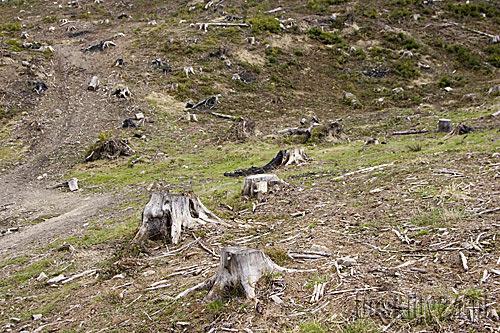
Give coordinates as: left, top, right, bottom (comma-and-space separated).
133, 192, 224, 245
175, 247, 312, 300
85, 138, 134, 162
242, 174, 284, 198
225, 148, 309, 177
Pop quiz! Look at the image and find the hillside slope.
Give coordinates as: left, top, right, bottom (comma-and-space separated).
0, 0, 499, 332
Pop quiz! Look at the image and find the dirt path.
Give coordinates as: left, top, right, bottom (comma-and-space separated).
0, 172, 113, 257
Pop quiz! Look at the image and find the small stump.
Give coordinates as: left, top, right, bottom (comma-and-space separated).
438, 119, 452, 133
242, 174, 283, 198
133, 192, 223, 245
206, 247, 283, 300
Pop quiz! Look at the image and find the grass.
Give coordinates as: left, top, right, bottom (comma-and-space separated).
409, 208, 465, 228
247, 15, 281, 33
402, 301, 453, 324
308, 27, 346, 47
342, 319, 380, 333
0, 21, 21, 32
265, 246, 291, 266
444, 44, 482, 69
307, 0, 348, 13
299, 321, 327, 333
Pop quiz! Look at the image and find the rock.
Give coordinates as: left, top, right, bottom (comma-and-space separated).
337, 256, 357, 267
47, 274, 67, 284
32, 314, 42, 321
492, 35, 500, 44
135, 112, 144, 120
488, 85, 500, 96
392, 87, 404, 94
36, 272, 48, 281
57, 243, 75, 252
68, 178, 78, 192
270, 294, 284, 304
142, 270, 155, 277
444, 87, 453, 92
309, 244, 331, 254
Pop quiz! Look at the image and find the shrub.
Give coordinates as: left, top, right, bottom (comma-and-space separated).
385, 32, 420, 50
485, 44, 500, 68
445, 44, 481, 69
395, 60, 420, 78
299, 321, 327, 333
248, 15, 281, 33
0, 21, 21, 32
307, 27, 346, 47
447, 3, 499, 18
307, 0, 349, 13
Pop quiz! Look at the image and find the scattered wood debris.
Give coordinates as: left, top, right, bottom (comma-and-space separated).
47, 269, 97, 285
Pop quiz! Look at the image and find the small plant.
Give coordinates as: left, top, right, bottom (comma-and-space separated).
343, 318, 380, 333
264, 247, 290, 266
299, 321, 327, 333
402, 301, 453, 324
305, 274, 328, 289
385, 32, 420, 50
5, 39, 23, 52
307, 0, 348, 13
248, 15, 281, 33
395, 60, 420, 79
0, 21, 22, 32
206, 300, 225, 314
445, 44, 481, 69
461, 288, 483, 301
447, 3, 499, 18
308, 27, 346, 47
407, 143, 422, 152
485, 44, 500, 68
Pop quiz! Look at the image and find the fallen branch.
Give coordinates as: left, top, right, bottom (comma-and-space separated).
331, 163, 394, 181
392, 129, 428, 136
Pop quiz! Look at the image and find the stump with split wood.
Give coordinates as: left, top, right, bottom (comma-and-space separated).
242, 174, 283, 198
176, 247, 311, 300
437, 119, 452, 133
85, 138, 134, 162
133, 192, 223, 245
225, 148, 309, 177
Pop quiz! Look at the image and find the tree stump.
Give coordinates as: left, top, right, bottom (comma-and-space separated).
205, 247, 284, 300
133, 192, 223, 245
242, 174, 283, 198
437, 119, 452, 133
85, 138, 134, 162
88, 76, 99, 91
224, 148, 309, 177
175, 247, 314, 300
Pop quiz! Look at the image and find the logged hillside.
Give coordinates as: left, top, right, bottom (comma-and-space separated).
0, 0, 499, 332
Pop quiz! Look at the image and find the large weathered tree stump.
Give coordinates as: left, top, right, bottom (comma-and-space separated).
225, 148, 309, 177
175, 247, 312, 300
133, 192, 223, 245
437, 119, 452, 133
242, 174, 283, 198
85, 138, 134, 162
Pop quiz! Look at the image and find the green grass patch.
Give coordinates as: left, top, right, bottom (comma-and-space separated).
307, 0, 348, 13
342, 318, 380, 333
0, 21, 21, 32
308, 27, 346, 47
247, 15, 281, 33
299, 321, 327, 333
